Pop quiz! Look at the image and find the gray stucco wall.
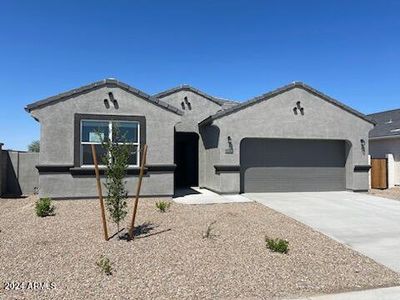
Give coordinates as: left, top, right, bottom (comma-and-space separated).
0, 150, 39, 197
369, 138, 400, 185
15, 152, 40, 195
30, 86, 181, 198
158, 90, 224, 189
201, 87, 373, 193
0, 144, 4, 196
38, 172, 173, 199
158, 90, 222, 133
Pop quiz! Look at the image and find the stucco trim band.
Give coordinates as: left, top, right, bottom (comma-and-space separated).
36, 164, 176, 175
214, 165, 240, 174
354, 165, 372, 172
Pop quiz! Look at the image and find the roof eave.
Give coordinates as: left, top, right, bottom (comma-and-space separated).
369, 135, 400, 140
25, 79, 184, 116
201, 82, 375, 126
154, 85, 229, 106
198, 116, 213, 127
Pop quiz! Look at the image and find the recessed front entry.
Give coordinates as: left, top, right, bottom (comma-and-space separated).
240, 138, 346, 193
174, 132, 199, 188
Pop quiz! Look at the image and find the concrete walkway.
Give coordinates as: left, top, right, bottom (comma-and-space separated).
244, 191, 400, 273
173, 187, 252, 205
290, 286, 400, 300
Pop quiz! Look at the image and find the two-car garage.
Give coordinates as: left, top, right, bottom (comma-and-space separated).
200, 83, 374, 193
240, 138, 347, 193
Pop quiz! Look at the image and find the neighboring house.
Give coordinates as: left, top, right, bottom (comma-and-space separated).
368, 109, 400, 187
25, 79, 374, 199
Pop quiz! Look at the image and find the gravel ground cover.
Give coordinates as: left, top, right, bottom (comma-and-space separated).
369, 187, 400, 201
1, 196, 399, 300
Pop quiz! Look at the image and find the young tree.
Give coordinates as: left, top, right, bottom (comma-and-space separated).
100, 127, 134, 235
28, 140, 40, 152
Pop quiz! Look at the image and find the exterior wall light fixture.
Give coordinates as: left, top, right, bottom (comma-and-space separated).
360, 139, 366, 154
225, 136, 233, 154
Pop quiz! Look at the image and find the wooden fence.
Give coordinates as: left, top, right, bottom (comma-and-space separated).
370, 158, 388, 189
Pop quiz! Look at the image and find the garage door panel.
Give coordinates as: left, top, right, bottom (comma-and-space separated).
242, 139, 345, 167
244, 167, 346, 192
240, 139, 346, 193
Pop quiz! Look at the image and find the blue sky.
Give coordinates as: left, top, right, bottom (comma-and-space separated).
1, 0, 399, 150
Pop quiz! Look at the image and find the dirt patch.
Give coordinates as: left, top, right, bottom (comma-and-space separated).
369, 187, 400, 201
1, 196, 399, 299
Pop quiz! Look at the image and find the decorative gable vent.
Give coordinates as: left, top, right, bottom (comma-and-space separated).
104, 99, 110, 108
182, 96, 192, 110
104, 92, 118, 109
293, 101, 304, 115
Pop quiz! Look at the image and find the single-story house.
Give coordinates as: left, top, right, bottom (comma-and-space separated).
368, 109, 400, 187
25, 79, 374, 199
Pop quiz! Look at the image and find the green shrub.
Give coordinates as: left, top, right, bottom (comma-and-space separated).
155, 201, 171, 212
35, 197, 55, 217
100, 127, 133, 234
265, 237, 289, 254
96, 255, 112, 275
28, 140, 40, 152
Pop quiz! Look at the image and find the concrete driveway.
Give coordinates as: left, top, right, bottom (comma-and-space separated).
244, 191, 400, 273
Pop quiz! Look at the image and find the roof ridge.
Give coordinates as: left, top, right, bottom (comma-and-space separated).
154, 85, 238, 105
199, 82, 374, 126
367, 108, 400, 116
25, 79, 184, 116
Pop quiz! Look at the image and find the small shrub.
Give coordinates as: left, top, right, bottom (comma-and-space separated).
100, 128, 132, 235
96, 255, 112, 275
35, 197, 55, 217
155, 201, 171, 212
28, 140, 40, 152
265, 237, 289, 254
202, 221, 217, 239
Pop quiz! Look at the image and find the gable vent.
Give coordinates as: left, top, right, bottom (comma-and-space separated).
183, 96, 192, 110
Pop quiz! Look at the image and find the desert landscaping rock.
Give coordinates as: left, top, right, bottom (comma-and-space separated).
369, 187, 400, 201
1, 196, 399, 299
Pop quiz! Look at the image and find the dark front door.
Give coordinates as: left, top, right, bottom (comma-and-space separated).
174, 132, 199, 188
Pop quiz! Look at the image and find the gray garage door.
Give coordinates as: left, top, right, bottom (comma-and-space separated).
240, 138, 346, 192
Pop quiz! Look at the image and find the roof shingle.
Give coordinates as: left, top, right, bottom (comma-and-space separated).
199, 82, 374, 126
25, 79, 184, 116
368, 109, 400, 138
154, 84, 239, 107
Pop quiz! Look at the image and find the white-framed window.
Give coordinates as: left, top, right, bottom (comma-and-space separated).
80, 120, 140, 167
